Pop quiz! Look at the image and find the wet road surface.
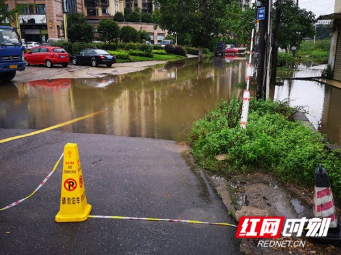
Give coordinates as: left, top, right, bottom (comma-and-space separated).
0, 129, 239, 255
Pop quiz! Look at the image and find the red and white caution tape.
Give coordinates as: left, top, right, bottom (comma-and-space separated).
246, 29, 254, 91
0, 153, 64, 211
240, 29, 254, 129
89, 215, 237, 227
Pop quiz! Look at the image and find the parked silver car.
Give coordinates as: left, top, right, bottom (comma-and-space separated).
25, 41, 40, 49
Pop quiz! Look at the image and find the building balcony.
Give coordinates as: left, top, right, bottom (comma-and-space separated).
84, 0, 100, 7
99, 0, 109, 7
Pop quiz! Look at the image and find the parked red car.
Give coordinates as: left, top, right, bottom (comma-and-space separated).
224, 44, 246, 56
24, 46, 70, 68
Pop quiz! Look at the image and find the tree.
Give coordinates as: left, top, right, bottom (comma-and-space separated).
126, 11, 140, 22
113, 12, 124, 22
0, 2, 30, 26
120, 26, 139, 43
279, 0, 315, 51
141, 13, 153, 23
0, 0, 12, 25
67, 13, 94, 43
316, 24, 332, 40
138, 29, 150, 43
97, 19, 120, 43
155, 0, 231, 61
218, 2, 255, 45
124, 8, 132, 21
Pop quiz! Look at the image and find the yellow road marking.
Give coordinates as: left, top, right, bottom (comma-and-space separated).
0, 111, 104, 144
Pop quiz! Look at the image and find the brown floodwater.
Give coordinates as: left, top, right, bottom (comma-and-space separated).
0, 59, 340, 145
273, 65, 341, 145
0, 57, 247, 141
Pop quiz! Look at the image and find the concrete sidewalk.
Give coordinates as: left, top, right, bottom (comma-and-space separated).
0, 129, 239, 255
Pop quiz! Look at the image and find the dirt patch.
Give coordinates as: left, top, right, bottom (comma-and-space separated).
209, 172, 341, 255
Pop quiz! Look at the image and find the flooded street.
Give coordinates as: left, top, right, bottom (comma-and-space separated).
1, 59, 340, 145
0, 58, 247, 141
274, 65, 341, 145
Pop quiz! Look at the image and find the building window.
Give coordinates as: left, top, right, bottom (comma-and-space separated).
29, 5, 35, 14
102, 8, 109, 15
154, 1, 160, 10
63, 0, 78, 13
21, 7, 28, 15
134, 0, 138, 8
142, 0, 152, 13
126, 0, 132, 9
36, 5, 46, 14
87, 8, 97, 16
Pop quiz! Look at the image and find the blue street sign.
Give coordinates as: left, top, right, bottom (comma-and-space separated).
257, 7, 265, 21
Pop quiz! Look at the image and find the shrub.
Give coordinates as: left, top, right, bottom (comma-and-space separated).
120, 26, 139, 43
185, 47, 199, 55
310, 50, 329, 64
124, 42, 138, 51
164, 44, 187, 57
189, 98, 341, 203
153, 50, 167, 55
173, 45, 187, 56
164, 44, 173, 54
126, 11, 140, 22
51, 41, 72, 54
141, 13, 153, 23
128, 50, 153, 58
117, 42, 126, 50
113, 12, 124, 22
71, 42, 89, 54
138, 43, 152, 54
107, 50, 129, 60
153, 44, 163, 50
277, 52, 296, 67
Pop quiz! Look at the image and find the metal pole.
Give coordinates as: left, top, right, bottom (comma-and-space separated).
256, 0, 268, 100
270, 0, 282, 85
15, 11, 21, 40
63, 12, 68, 42
265, 0, 273, 99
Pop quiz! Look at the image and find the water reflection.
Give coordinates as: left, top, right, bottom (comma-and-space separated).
0, 58, 247, 141
273, 66, 341, 145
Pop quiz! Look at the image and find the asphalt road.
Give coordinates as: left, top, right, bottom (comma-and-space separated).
11, 61, 167, 82
0, 128, 239, 255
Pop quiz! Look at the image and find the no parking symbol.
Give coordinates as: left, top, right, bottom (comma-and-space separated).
64, 178, 77, 191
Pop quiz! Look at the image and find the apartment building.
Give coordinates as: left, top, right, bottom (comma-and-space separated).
85, 0, 166, 44
5, 0, 83, 42
5, 0, 167, 44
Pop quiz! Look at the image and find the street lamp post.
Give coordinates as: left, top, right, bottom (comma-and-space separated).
63, 12, 68, 42
15, 11, 21, 40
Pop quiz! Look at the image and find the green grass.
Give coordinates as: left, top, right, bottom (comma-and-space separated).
188, 97, 341, 203
298, 40, 330, 65
108, 50, 187, 62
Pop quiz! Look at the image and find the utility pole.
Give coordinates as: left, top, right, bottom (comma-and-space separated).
270, 0, 282, 85
256, 0, 269, 100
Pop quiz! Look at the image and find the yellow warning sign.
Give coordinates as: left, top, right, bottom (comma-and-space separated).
55, 143, 92, 222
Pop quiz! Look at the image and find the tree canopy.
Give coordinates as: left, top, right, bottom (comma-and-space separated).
67, 13, 94, 43
155, 0, 231, 51
113, 12, 124, 22
279, 0, 315, 50
138, 29, 151, 43
120, 26, 139, 43
97, 19, 120, 43
218, 2, 255, 45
